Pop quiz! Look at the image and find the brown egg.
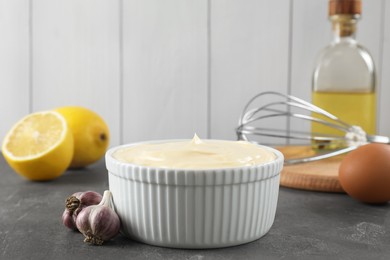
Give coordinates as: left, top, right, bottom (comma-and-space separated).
339, 143, 390, 204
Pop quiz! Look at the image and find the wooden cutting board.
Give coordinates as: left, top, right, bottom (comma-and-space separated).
276, 146, 345, 193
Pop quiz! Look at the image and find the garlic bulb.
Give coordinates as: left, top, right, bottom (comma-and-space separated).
62, 191, 102, 230
76, 190, 120, 245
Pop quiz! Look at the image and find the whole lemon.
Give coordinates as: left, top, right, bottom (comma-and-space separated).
56, 106, 110, 168
2, 111, 74, 181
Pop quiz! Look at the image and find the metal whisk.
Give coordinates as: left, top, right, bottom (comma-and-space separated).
237, 91, 389, 165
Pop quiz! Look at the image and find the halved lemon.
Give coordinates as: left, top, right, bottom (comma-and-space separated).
56, 106, 110, 168
2, 111, 74, 181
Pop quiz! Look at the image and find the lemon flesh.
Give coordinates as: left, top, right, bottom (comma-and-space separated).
56, 106, 110, 168
2, 111, 74, 181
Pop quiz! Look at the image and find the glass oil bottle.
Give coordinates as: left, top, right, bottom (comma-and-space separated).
312, 0, 376, 149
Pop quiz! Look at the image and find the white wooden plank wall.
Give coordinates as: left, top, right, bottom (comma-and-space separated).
32, 0, 121, 146
0, 0, 389, 148
379, 0, 390, 136
122, 0, 208, 143
0, 0, 30, 143
211, 0, 290, 143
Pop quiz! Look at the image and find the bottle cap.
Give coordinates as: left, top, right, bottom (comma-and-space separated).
329, 0, 361, 16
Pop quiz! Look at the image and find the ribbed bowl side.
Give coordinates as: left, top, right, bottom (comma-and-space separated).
108, 168, 281, 249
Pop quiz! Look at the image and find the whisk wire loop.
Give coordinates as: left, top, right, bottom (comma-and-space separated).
237, 91, 389, 165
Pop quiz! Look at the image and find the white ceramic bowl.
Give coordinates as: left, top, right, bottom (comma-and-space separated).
106, 140, 284, 249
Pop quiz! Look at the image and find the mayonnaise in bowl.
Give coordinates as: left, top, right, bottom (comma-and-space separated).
112, 134, 276, 169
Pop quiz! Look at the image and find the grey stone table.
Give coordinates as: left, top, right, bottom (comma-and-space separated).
1, 154, 390, 260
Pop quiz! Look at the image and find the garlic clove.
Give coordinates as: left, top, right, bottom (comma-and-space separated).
62, 209, 77, 230
76, 190, 120, 245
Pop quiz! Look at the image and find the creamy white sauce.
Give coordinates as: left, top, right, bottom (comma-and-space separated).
113, 134, 276, 169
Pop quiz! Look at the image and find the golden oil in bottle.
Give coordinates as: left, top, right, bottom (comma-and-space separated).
312, 91, 376, 135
